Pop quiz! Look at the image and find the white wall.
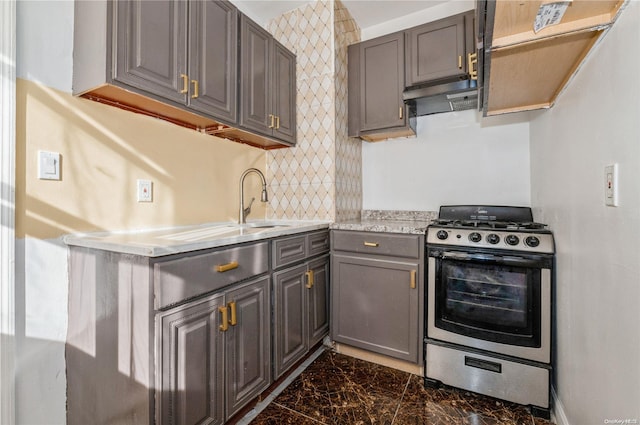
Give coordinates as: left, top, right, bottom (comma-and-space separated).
362, 110, 531, 211
15, 2, 72, 424
529, 2, 640, 424
361, 0, 474, 40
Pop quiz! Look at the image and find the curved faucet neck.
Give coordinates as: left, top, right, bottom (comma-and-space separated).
239, 168, 268, 224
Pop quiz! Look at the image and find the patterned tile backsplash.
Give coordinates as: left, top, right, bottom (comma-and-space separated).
266, 0, 362, 222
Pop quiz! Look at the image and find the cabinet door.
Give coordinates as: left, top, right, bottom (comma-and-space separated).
273, 264, 308, 379
272, 40, 296, 144
158, 293, 225, 425
331, 254, 420, 363
239, 15, 271, 135
114, 0, 188, 104
405, 14, 466, 86
225, 278, 271, 418
359, 32, 406, 132
188, 0, 237, 123
307, 255, 330, 348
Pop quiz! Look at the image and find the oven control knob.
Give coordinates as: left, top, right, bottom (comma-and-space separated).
486, 233, 500, 244
525, 236, 540, 247
436, 230, 449, 240
505, 234, 520, 246
469, 232, 482, 243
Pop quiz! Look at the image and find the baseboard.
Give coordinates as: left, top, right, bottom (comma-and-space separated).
333, 342, 423, 376
551, 386, 570, 425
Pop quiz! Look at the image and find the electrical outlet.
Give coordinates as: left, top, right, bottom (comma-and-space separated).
604, 164, 618, 207
137, 179, 153, 202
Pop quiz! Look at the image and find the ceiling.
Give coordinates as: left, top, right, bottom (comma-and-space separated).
233, 0, 450, 29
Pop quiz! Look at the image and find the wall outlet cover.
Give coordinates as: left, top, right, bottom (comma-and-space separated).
137, 179, 153, 202
38, 150, 61, 180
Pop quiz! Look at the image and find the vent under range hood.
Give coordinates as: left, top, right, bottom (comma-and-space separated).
403, 79, 478, 117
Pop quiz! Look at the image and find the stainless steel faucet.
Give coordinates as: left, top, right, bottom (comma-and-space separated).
239, 168, 268, 224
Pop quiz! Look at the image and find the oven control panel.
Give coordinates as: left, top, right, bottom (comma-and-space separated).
427, 227, 555, 254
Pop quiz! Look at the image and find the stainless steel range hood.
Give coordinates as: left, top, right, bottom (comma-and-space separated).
403, 79, 478, 116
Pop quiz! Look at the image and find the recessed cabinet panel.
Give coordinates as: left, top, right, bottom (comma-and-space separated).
225, 278, 271, 418
114, 0, 188, 103
240, 15, 296, 145
360, 33, 406, 132
273, 265, 308, 379
159, 293, 225, 425
272, 41, 297, 144
188, 0, 237, 122
240, 16, 271, 134
332, 255, 420, 362
308, 255, 330, 347
405, 14, 466, 86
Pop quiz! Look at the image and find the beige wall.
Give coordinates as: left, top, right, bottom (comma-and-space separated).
16, 79, 267, 239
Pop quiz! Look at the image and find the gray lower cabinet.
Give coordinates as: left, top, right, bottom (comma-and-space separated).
66, 240, 271, 425
331, 231, 424, 364
272, 232, 330, 379
158, 277, 270, 425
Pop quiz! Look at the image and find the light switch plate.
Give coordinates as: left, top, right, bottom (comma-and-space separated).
137, 179, 153, 202
38, 150, 61, 180
604, 163, 618, 207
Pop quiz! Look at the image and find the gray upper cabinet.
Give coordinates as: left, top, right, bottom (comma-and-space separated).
405, 14, 465, 86
114, 0, 188, 104
405, 11, 476, 87
348, 33, 416, 142
240, 14, 297, 145
331, 231, 424, 364
113, 0, 237, 123
187, 0, 238, 122
74, 0, 297, 149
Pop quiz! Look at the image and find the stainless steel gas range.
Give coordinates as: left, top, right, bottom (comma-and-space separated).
424, 205, 554, 417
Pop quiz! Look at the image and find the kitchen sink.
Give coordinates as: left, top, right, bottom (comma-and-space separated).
242, 222, 292, 228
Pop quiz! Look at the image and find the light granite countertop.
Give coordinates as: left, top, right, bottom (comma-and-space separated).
330, 210, 437, 235
64, 220, 330, 257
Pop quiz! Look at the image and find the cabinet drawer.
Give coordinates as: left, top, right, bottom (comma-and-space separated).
272, 235, 306, 269
332, 231, 421, 259
307, 231, 330, 257
154, 242, 268, 309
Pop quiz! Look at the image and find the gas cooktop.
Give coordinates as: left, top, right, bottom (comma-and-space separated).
427, 205, 554, 254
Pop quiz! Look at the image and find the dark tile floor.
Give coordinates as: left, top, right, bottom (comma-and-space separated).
250, 351, 554, 425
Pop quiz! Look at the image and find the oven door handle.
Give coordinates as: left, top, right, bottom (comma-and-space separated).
442, 252, 544, 268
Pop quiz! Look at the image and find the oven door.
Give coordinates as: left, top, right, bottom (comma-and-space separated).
427, 248, 552, 364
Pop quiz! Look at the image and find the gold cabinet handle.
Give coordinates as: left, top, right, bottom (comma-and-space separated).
410, 269, 416, 289
268, 114, 275, 129
216, 261, 238, 273
228, 301, 237, 326
191, 79, 199, 98
219, 306, 229, 331
275, 115, 280, 129
180, 74, 189, 94
399, 107, 403, 119
458, 55, 462, 69
468, 53, 478, 81
363, 242, 379, 247
305, 270, 314, 289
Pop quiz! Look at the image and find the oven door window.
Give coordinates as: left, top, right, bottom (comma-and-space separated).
436, 259, 541, 347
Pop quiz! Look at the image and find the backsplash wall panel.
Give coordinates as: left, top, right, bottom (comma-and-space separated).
266, 0, 361, 221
